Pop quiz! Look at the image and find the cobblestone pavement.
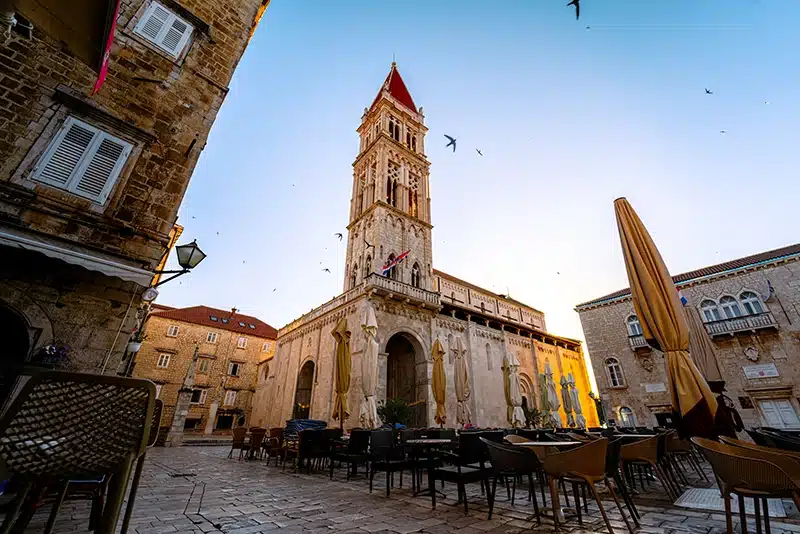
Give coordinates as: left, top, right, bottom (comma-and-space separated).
26, 446, 800, 534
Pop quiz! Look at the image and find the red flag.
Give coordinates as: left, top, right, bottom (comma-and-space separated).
382, 250, 410, 275
91, 0, 122, 96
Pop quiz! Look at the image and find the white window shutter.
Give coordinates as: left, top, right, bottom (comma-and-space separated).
777, 400, 800, 428
73, 133, 131, 203
134, 1, 194, 58
135, 3, 171, 43
759, 400, 784, 428
35, 118, 96, 187
161, 16, 193, 56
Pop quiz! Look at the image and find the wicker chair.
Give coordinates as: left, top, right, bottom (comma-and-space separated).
620, 434, 679, 500
0, 371, 155, 534
692, 437, 800, 534
263, 427, 285, 466
720, 435, 800, 463
503, 434, 529, 444
541, 438, 635, 534
246, 428, 267, 460
228, 427, 248, 459
481, 438, 542, 523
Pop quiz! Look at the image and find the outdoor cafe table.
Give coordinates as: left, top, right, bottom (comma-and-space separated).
511, 440, 582, 522
405, 438, 454, 498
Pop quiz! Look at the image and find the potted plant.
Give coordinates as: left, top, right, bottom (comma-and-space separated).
127, 328, 147, 354
29, 342, 71, 370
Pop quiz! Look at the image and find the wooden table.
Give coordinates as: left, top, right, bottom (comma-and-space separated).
405, 439, 454, 498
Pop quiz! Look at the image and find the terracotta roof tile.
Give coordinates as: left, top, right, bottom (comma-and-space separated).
150, 305, 277, 339
370, 63, 417, 113
576, 243, 800, 309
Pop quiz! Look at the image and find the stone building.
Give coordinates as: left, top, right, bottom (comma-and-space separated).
133, 304, 276, 434
575, 244, 800, 430
251, 64, 599, 430
0, 0, 270, 379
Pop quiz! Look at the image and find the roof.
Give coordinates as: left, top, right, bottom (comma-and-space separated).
150, 303, 174, 312
433, 269, 544, 315
370, 63, 417, 114
150, 305, 277, 339
576, 242, 800, 309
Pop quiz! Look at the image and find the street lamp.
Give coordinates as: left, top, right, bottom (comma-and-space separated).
152, 239, 207, 287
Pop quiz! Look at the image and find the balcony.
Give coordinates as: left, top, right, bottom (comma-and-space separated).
628, 334, 651, 351
704, 312, 778, 337
365, 273, 441, 308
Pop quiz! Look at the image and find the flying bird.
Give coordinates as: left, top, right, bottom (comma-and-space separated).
567, 0, 580, 20
363, 238, 374, 250
444, 135, 457, 152
273, 288, 276, 292
705, 88, 713, 95
334, 232, 343, 241
322, 268, 331, 273
720, 130, 727, 134
585, 25, 590, 30
476, 149, 483, 156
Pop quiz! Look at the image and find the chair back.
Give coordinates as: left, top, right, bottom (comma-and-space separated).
620, 434, 658, 463
148, 399, 163, 448
439, 428, 457, 441
481, 437, 541, 473
504, 434, 528, 444
458, 431, 487, 466
348, 429, 371, 454
762, 430, 800, 453
543, 437, 608, 479
231, 427, 247, 444
516, 429, 539, 440
0, 371, 154, 480
605, 437, 624, 478
481, 430, 504, 443
269, 427, 284, 441
250, 428, 267, 450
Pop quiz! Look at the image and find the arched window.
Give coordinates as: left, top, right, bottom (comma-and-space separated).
388, 116, 401, 142
364, 255, 372, 279
411, 262, 421, 288
351, 263, 358, 289
719, 296, 743, 319
605, 357, 625, 388
486, 343, 493, 371
386, 253, 397, 280
740, 291, 764, 315
626, 315, 643, 336
700, 300, 722, 323
408, 189, 418, 217
619, 407, 636, 427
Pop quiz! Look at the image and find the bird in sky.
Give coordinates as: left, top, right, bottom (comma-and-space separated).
364, 238, 374, 250
322, 268, 331, 273
705, 88, 713, 95
720, 130, 727, 134
567, 0, 580, 20
585, 25, 590, 30
444, 135, 457, 152
334, 232, 343, 241
273, 288, 276, 292
476, 149, 483, 156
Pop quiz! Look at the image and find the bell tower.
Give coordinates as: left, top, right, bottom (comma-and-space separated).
344, 63, 433, 293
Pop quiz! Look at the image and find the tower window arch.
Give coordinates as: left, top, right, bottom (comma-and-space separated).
485, 343, 493, 371
351, 263, 358, 289
386, 161, 400, 207
700, 299, 722, 322
605, 357, 625, 388
388, 116, 401, 142
626, 315, 643, 336
385, 253, 397, 280
411, 262, 421, 288
364, 255, 372, 279
740, 291, 765, 315
719, 296, 743, 319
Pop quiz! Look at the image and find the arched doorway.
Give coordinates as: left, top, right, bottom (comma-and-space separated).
386, 332, 426, 427
293, 361, 314, 419
0, 302, 32, 405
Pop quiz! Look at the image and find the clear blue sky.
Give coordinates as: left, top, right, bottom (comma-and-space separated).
160, 0, 799, 352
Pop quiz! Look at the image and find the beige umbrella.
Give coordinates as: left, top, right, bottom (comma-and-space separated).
359, 304, 379, 428
545, 362, 562, 428
453, 336, 472, 425
331, 316, 352, 428
539, 373, 552, 426
684, 305, 723, 384
431, 338, 447, 426
615, 197, 718, 437
502, 354, 526, 428
569, 374, 587, 428
560, 375, 575, 427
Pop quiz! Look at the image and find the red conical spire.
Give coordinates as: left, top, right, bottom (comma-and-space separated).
370, 62, 417, 113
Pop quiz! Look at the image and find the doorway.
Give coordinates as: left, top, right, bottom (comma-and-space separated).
386, 332, 426, 427
293, 361, 314, 419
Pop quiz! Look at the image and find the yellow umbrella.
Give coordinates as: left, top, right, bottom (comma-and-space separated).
431, 338, 447, 426
331, 316, 351, 427
684, 306, 723, 384
615, 198, 718, 438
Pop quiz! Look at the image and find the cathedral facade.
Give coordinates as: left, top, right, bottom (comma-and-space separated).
252, 65, 599, 430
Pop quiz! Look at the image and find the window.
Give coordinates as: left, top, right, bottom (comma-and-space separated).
224, 390, 237, 406
206, 332, 218, 343
364, 256, 372, 279
166, 324, 179, 337
190, 388, 208, 405
388, 116, 401, 141
221, 318, 228, 324
411, 262, 421, 288
618, 407, 637, 427
32, 116, 132, 204
700, 300, 722, 322
155, 384, 162, 399
228, 362, 241, 377
156, 353, 171, 369
262, 364, 270, 380
249, 324, 255, 329
237, 337, 247, 349
626, 315, 643, 336
238, 321, 245, 327
485, 343, 493, 371
386, 161, 399, 207
351, 263, 358, 289
758, 399, 800, 429
262, 341, 272, 352
198, 358, 210, 373
740, 291, 764, 315
133, 1, 194, 58
385, 254, 397, 280
719, 296, 743, 319
210, 315, 218, 322
605, 357, 625, 387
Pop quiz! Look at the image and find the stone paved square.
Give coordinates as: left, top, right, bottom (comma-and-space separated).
20, 446, 800, 534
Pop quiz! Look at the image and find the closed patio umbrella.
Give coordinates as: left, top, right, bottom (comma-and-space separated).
560, 375, 575, 427
615, 197, 718, 438
453, 336, 472, 425
545, 361, 562, 428
568, 374, 587, 428
359, 304, 379, 428
684, 304, 723, 385
431, 338, 447, 426
502, 354, 526, 428
331, 317, 352, 428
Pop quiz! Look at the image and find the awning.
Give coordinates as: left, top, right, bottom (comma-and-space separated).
0, 227, 153, 287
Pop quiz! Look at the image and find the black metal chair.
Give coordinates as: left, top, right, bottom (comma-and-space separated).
481, 438, 541, 523
606, 437, 640, 527
430, 431, 491, 514
368, 430, 409, 497
330, 429, 370, 480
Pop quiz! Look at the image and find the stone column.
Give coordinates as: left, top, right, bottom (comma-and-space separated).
165, 345, 199, 447
205, 402, 219, 435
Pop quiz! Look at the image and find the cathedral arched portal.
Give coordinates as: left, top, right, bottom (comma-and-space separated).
293, 360, 315, 419
384, 330, 428, 428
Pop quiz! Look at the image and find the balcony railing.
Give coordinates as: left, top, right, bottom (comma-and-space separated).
704, 312, 778, 337
365, 273, 441, 307
628, 334, 650, 350
279, 284, 365, 337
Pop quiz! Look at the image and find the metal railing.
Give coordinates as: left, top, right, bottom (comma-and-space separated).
704, 311, 778, 336
628, 334, 650, 350
365, 273, 441, 306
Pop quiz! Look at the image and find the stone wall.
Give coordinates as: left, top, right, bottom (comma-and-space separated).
578, 255, 800, 429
